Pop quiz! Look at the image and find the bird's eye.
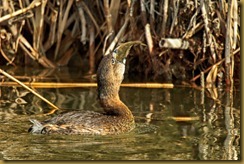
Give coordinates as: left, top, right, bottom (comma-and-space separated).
122, 58, 126, 64
113, 49, 117, 53
111, 58, 116, 64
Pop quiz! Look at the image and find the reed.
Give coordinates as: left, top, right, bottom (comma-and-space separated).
0, 81, 174, 89
0, 0, 240, 87
0, 68, 59, 109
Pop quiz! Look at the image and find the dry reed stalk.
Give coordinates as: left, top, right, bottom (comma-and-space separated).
170, 116, 199, 122
140, 0, 147, 28
0, 0, 41, 23
33, 0, 47, 51
183, 22, 203, 39
19, 35, 40, 60
76, 1, 87, 45
161, 0, 168, 37
122, 83, 174, 88
2, 0, 55, 68
1, 82, 97, 88
190, 47, 240, 82
145, 24, 154, 54
104, 16, 130, 56
88, 25, 95, 74
232, 0, 238, 50
1, 1, 26, 65
58, 30, 76, 58
200, 71, 205, 88
183, 4, 201, 39
43, 8, 58, 51
0, 29, 16, 65
225, 0, 233, 86
54, 0, 64, 60
54, 0, 74, 60
79, 1, 101, 38
149, 0, 155, 29
0, 81, 174, 89
140, 0, 154, 54
225, 0, 238, 86
0, 52, 15, 66
103, 32, 113, 54
2, 0, 9, 14
200, 0, 217, 63
219, 0, 227, 18
169, 0, 179, 35
56, 47, 74, 66
206, 65, 218, 88
0, 69, 59, 109
109, 0, 121, 27
136, 116, 199, 122
55, 17, 79, 61
104, 0, 114, 42
55, 14, 77, 60
19, 35, 55, 68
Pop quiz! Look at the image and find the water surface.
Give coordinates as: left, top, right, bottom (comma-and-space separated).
0, 68, 240, 160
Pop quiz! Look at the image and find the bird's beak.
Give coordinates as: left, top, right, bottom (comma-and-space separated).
114, 41, 146, 63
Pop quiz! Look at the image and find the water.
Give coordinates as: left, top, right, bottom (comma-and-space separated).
0, 68, 241, 160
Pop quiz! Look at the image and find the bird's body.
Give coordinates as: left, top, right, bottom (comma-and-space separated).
28, 41, 144, 135
29, 110, 134, 135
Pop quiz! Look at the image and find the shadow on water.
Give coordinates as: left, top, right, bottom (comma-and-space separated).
0, 68, 241, 160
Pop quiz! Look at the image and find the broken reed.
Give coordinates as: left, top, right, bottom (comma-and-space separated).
0, 81, 174, 89
0, 0, 240, 87
0, 68, 59, 109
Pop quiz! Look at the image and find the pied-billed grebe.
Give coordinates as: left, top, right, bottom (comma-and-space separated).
28, 41, 145, 135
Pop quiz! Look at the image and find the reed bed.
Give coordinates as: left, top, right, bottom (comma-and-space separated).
0, 0, 240, 87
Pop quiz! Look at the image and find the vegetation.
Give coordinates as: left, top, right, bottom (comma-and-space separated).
0, 1, 240, 158
0, 0, 240, 86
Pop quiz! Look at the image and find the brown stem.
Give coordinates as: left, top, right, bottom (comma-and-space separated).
104, 0, 114, 42
0, 69, 59, 109
89, 25, 95, 74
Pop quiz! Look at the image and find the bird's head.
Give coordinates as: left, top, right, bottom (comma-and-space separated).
97, 41, 146, 99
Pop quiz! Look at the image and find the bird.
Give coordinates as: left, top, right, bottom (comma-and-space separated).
28, 41, 145, 135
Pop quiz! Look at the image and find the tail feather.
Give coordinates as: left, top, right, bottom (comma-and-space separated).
28, 119, 44, 134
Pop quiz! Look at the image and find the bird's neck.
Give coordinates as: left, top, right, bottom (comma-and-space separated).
99, 97, 134, 119
97, 81, 120, 100
97, 83, 133, 119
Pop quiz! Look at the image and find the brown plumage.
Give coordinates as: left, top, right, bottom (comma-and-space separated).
28, 41, 145, 135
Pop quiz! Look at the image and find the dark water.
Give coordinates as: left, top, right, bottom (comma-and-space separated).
0, 68, 240, 160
